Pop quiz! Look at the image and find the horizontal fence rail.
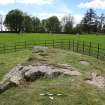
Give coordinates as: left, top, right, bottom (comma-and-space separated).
0, 39, 105, 60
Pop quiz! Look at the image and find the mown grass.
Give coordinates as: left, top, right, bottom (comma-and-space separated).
0, 49, 105, 105
0, 33, 105, 47
0, 33, 105, 60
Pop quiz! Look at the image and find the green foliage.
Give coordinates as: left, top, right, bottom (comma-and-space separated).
80, 9, 105, 34
4, 9, 23, 32
31, 17, 40, 32
46, 16, 61, 33
22, 15, 33, 32
3, 8, 105, 34
64, 22, 73, 33
62, 15, 74, 34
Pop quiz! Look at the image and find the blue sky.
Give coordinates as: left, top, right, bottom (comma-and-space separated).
0, 0, 105, 24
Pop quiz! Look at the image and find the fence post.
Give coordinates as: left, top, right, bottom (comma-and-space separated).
69, 40, 71, 49
83, 41, 85, 54
14, 42, 16, 52
73, 40, 74, 51
60, 40, 63, 48
77, 40, 79, 52
89, 41, 91, 56
97, 43, 100, 59
45, 40, 47, 47
24, 41, 26, 48
3, 44, 5, 53
53, 40, 54, 48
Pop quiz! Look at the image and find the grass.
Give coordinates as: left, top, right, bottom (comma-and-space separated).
0, 49, 105, 105
0, 33, 105, 46
0, 33, 105, 60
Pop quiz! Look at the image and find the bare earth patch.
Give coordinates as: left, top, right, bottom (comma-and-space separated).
85, 72, 105, 88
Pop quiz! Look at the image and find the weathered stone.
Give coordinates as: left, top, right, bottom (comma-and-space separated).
0, 63, 81, 93
86, 72, 105, 88
32, 46, 48, 53
80, 61, 90, 66
0, 82, 14, 93
3, 65, 24, 85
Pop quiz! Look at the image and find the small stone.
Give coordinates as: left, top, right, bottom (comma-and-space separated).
80, 61, 90, 66
40, 93, 45, 96
49, 96, 54, 100
57, 94, 63, 96
47, 93, 54, 96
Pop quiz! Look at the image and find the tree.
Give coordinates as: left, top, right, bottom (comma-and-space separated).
4, 9, 23, 33
98, 14, 105, 33
62, 15, 74, 33
46, 16, 61, 33
32, 17, 40, 32
73, 24, 82, 34
22, 14, 33, 32
80, 9, 97, 33
102, 24, 105, 33
40, 19, 47, 32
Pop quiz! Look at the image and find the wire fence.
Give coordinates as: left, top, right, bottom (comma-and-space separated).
0, 39, 105, 60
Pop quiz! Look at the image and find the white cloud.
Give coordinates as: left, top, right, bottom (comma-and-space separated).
19, 0, 54, 5
0, 10, 7, 15
0, 0, 14, 5
0, 0, 55, 5
74, 14, 83, 26
33, 6, 71, 20
78, 0, 105, 9
35, 12, 67, 20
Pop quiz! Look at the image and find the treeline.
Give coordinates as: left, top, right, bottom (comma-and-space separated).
2, 9, 105, 34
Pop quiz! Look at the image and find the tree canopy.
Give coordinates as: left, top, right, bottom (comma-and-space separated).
46, 16, 61, 33
4, 9, 23, 32
3, 8, 105, 34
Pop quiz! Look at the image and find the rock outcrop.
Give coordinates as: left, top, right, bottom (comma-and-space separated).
0, 63, 81, 93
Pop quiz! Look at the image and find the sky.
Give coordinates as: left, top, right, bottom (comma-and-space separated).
0, 0, 105, 25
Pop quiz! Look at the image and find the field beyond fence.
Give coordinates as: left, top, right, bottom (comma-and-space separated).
0, 39, 105, 60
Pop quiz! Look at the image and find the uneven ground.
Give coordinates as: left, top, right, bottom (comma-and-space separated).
0, 49, 105, 105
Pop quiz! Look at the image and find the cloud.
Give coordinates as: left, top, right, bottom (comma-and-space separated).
0, 0, 14, 5
0, 0, 55, 5
74, 14, 83, 26
78, 0, 105, 9
32, 5, 82, 25
32, 5, 71, 20
0, 10, 7, 15
35, 12, 67, 20
18, 0, 54, 5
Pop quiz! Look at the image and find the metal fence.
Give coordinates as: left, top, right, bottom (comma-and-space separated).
0, 39, 105, 60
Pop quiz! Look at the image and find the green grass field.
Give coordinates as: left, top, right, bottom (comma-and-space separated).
0, 49, 105, 105
0, 33, 105, 46
0, 33, 105, 60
